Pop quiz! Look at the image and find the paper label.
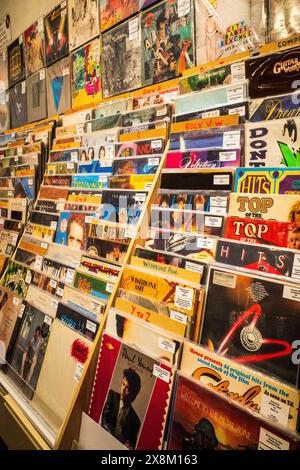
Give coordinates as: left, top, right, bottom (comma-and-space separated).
170, 310, 188, 324
153, 364, 171, 383
156, 106, 167, 117
67, 162, 75, 169
63, 67, 69, 76
61, 0, 67, 8
202, 109, 220, 118
205, 216, 222, 228
230, 62, 246, 82
213, 174, 230, 185
129, 18, 139, 41
5, 92, 9, 102
106, 283, 114, 293
34, 255, 43, 271
13, 297, 20, 306
149, 158, 159, 166
151, 140, 162, 149
210, 196, 227, 208
98, 175, 108, 183
145, 183, 152, 191
178, 0, 191, 17
56, 286, 64, 297
37, 17, 43, 32
185, 261, 203, 274
174, 286, 193, 311
18, 303, 26, 318
17, 146, 23, 155
74, 362, 84, 383
71, 152, 78, 162
134, 193, 146, 202
41, 242, 48, 249
50, 221, 57, 230
219, 151, 237, 162
282, 286, 300, 302
260, 395, 289, 427
28, 179, 33, 186
292, 255, 300, 280
25, 270, 32, 284
228, 106, 246, 117
100, 159, 113, 167
159, 337, 176, 354
223, 131, 241, 149
227, 84, 245, 103
258, 428, 290, 451
209, 206, 227, 215
66, 268, 75, 283
44, 315, 52, 325
213, 270, 237, 289
21, 81, 26, 94
39, 69, 45, 81
85, 216, 93, 224
86, 123, 92, 133
49, 279, 57, 288
86, 320, 97, 333
196, 237, 214, 249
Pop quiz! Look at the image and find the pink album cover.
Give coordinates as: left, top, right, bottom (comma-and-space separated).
165, 149, 241, 169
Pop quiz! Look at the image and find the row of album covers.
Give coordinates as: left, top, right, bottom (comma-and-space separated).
0, 28, 300, 450
1, 0, 300, 131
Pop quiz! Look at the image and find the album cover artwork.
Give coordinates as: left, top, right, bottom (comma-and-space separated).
86, 238, 128, 265
269, 0, 300, 42
62, 284, 106, 323
166, 149, 241, 169
169, 125, 243, 153
102, 18, 142, 98
43, 174, 72, 187
55, 211, 90, 251
113, 156, 160, 175
46, 162, 77, 175
167, 374, 299, 450
47, 56, 71, 116
73, 270, 112, 301
38, 186, 69, 201
72, 174, 109, 190
174, 100, 249, 123
216, 238, 300, 280
100, 0, 139, 32
0, 288, 26, 365
249, 92, 300, 122
68, 0, 99, 51
0, 92, 10, 132
234, 168, 300, 194
116, 138, 164, 158
9, 81, 27, 129
0, 176, 36, 200
26, 69, 47, 123
180, 341, 300, 431
88, 220, 130, 243
24, 222, 55, 242
245, 118, 300, 167
0, 50, 8, 92
67, 189, 102, 204
132, 89, 178, 110
246, 47, 300, 99
123, 104, 171, 128
89, 333, 174, 450
30, 211, 59, 229
201, 266, 300, 386
119, 121, 168, 137
49, 149, 80, 163
81, 128, 119, 146
109, 174, 155, 191
79, 144, 116, 161
71, 39, 101, 108
141, 0, 194, 87
18, 237, 48, 257
80, 255, 120, 282
8, 37, 25, 87
24, 19, 45, 77
157, 189, 230, 216
84, 114, 123, 133
106, 308, 182, 367
0, 230, 18, 257
224, 216, 300, 250
228, 192, 300, 222
175, 82, 248, 116
161, 170, 234, 191
101, 189, 147, 225
44, 1, 69, 67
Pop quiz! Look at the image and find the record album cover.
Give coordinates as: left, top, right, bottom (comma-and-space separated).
0, 288, 26, 365
26, 69, 47, 123
8, 37, 25, 87
113, 156, 160, 175
100, 0, 139, 32
168, 373, 299, 450
68, 0, 100, 51
0, 92, 10, 132
234, 168, 300, 194
141, 0, 195, 87
166, 149, 241, 169
249, 92, 300, 122
201, 266, 300, 386
89, 333, 174, 450
269, 0, 300, 42
0, 49, 8, 92
102, 17, 142, 98
47, 56, 71, 116
116, 138, 164, 158
71, 38, 101, 109
169, 125, 243, 152
101, 189, 147, 225
174, 100, 249, 123
44, 1, 69, 67
24, 19, 45, 77
55, 211, 90, 251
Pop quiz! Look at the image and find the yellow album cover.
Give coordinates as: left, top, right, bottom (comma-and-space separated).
67, 193, 102, 204
52, 141, 81, 151
170, 114, 239, 133
119, 128, 167, 143
109, 174, 155, 191
24, 223, 55, 242
18, 238, 49, 257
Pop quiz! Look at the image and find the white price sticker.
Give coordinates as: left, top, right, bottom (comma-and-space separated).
153, 364, 171, 383
219, 151, 238, 162
56, 287, 64, 297
61, 0, 67, 8
86, 320, 97, 333
156, 106, 167, 117
258, 428, 290, 451
49, 279, 57, 288
66, 268, 75, 282
196, 237, 214, 249
100, 159, 113, 167
151, 140, 162, 149
86, 123, 92, 133
39, 69, 45, 81
185, 261, 203, 274
210, 196, 227, 208
44, 315, 53, 325
158, 337, 176, 354
37, 17, 43, 32
21, 81, 26, 94
213, 174, 230, 185
34, 255, 43, 271
106, 283, 114, 293
149, 158, 159, 166
41, 242, 48, 249
18, 303, 26, 318
17, 147, 22, 155
145, 183, 152, 191
202, 109, 220, 118
85, 216, 93, 224
13, 297, 20, 306
228, 106, 246, 117
209, 206, 227, 215
223, 131, 241, 149
135, 193, 146, 203
99, 175, 108, 183
178, 0, 191, 17
50, 221, 57, 230
174, 286, 193, 311
71, 152, 78, 162
282, 286, 300, 302
260, 396, 289, 427
204, 216, 222, 228
28, 179, 33, 185
25, 270, 32, 284
129, 18, 139, 41
67, 162, 75, 169
170, 310, 188, 324
230, 62, 246, 82
5, 92, 9, 102
74, 362, 84, 383
227, 84, 245, 103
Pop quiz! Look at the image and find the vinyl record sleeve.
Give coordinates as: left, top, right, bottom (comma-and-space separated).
115, 138, 164, 158
0, 49, 8, 92
0, 288, 26, 365
71, 39, 101, 108
201, 266, 300, 386
68, 0, 100, 51
174, 100, 249, 123
156, 189, 229, 216
234, 168, 300, 194
89, 333, 174, 450
0, 91, 10, 132
24, 19, 45, 77
141, 0, 195, 87
86, 238, 128, 264
169, 125, 243, 152
44, 1, 69, 67
26, 70, 47, 123
101, 17, 142, 98
165, 149, 241, 169
228, 192, 300, 222
167, 373, 299, 450
269, 0, 300, 42
249, 92, 300, 122
245, 118, 300, 167
161, 169, 234, 191
8, 37, 25, 87
9, 81, 27, 129
113, 156, 161, 175
99, 0, 139, 32
109, 174, 155, 190
55, 211, 91, 251
46, 56, 71, 116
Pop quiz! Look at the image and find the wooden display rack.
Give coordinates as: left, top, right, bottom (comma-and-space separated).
0, 147, 168, 450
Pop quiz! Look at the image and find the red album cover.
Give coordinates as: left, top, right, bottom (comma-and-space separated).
167, 374, 299, 450
225, 216, 300, 250
89, 333, 174, 450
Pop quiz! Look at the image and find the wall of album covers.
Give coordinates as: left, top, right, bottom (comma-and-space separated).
0, 0, 300, 452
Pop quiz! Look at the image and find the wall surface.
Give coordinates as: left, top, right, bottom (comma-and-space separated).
0, 0, 59, 42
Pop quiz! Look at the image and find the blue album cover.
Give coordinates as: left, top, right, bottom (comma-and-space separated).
71, 174, 109, 189
14, 177, 35, 200
174, 100, 249, 123
113, 156, 160, 175
250, 92, 300, 122
77, 160, 113, 174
